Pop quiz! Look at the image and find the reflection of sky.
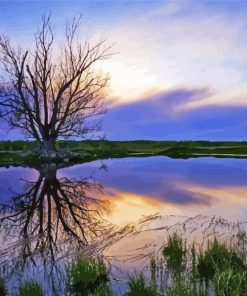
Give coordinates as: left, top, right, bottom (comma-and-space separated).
0, 167, 38, 202
59, 156, 247, 223
1, 157, 247, 224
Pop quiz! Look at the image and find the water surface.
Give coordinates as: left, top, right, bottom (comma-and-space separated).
60, 156, 247, 222
0, 156, 247, 294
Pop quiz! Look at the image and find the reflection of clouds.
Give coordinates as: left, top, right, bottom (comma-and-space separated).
162, 184, 212, 206
184, 183, 247, 206
103, 188, 179, 225
174, 182, 247, 220
103, 182, 247, 225
61, 156, 247, 222
102, 182, 214, 226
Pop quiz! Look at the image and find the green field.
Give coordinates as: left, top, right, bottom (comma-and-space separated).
1, 140, 247, 166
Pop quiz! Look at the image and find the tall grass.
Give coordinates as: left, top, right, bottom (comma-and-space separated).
126, 233, 247, 296
2, 232, 247, 295
126, 273, 160, 296
197, 238, 246, 280
66, 256, 112, 296
166, 278, 207, 296
18, 280, 44, 296
162, 233, 187, 275
213, 268, 247, 296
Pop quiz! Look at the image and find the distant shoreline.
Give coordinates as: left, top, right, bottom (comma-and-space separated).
0, 140, 247, 167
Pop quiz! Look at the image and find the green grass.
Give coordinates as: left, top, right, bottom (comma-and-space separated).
0, 140, 38, 151
134, 234, 247, 295
1, 140, 247, 155
18, 280, 44, 296
162, 233, 187, 275
1, 234, 247, 295
197, 239, 246, 280
1, 140, 247, 166
213, 268, 247, 296
66, 256, 111, 296
166, 278, 207, 296
126, 273, 160, 296
56, 140, 247, 158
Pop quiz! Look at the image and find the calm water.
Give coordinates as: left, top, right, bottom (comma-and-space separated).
0, 156, 247, 294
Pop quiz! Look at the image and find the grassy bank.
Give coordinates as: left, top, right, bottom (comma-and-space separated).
1, 140, 247, 166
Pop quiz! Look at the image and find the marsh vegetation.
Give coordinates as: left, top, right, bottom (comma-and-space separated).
1, 232, 247, 295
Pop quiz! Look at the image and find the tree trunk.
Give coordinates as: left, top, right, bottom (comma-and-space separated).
38, 138, 57, 158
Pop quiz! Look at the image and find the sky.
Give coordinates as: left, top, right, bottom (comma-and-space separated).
0, 0, 247, 141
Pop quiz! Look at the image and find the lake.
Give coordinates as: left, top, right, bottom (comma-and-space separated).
0, 156, 247, 295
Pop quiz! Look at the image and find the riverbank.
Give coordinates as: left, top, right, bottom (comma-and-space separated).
1, 140, 247, 166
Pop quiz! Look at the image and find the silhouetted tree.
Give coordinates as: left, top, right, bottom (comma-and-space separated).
0, 14, 112, 157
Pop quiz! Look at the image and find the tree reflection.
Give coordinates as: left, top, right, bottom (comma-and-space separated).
0, 165, 110, 271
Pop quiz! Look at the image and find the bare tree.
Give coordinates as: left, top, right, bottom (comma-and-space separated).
0, 14, 112, 157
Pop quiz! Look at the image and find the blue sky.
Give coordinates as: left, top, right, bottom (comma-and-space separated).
0, 0, 247, 141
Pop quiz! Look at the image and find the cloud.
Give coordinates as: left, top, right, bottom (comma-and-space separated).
2, 1, 247, 114
103, 88, 247, 140
94, 1, 247, 112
